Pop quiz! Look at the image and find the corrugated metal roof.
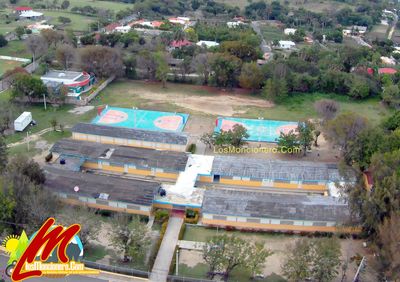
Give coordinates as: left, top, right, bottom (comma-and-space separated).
72, 123, 188, 145
202, 189, 351, 223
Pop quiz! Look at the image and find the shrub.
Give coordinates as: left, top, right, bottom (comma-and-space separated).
154, 209, 169, 222
186, 143, 196, 154
45, 153, 53, 162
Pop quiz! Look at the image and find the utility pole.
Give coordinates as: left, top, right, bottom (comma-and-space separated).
27, 131, 30, 151
175, 249, 179, 276
43, 94, 47, 110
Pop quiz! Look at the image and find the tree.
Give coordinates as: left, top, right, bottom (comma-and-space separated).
80, 34, 95, 45
325, 112, 367, 151
205, 124, 249, 148
211, 53, 242, 88
282, 239, 313, 282
377, 212, 400, 281
123, 55, 136, 79
221, 41, 259, 62
0, 34, 7, 47
283, 238, 341, 282
200, 133, 215, 149
154, 51, 169, 88
314, 99, 340, 122
25, 35, 48, 65
110, 214, 150, 262
314, 130, 321, 146
40, 29, 63, 47
262, 78, 288, 103
246, 242, 273, 279
0, 137, 7, 172
296, 121, 315, 156
383, 111, 400, 131
50, 118, 58, 131
120, 31, 139, 48
192, 53, 213, 85
239, 62, 263, 91
61, 0, 70, 9
79, 46, 123, 78
230, 124, 249, 147
203, 235, 250, 281
11, 73, 47, 102
0, 102, 16, 136
58, 16, 71, 24
58, 207, 100, 249
311, 238, 342, 282
349, 75, 370, 99
15, 26, 25, 40
277, 130, 299, 154
382, 84, 400, 108
56, 44, 76, 69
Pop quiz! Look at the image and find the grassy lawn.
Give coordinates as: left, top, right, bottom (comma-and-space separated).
16, 0, 133, 12
0, 40, 31, 58
84, 244, 107, 262
44, 11, 95, 32
261, 25, 286, 42
1, 90, 95, 145
183, 225, 294, 242
239, 92, 392, 126
366, 24, 388, 41
0, 59, 22, 76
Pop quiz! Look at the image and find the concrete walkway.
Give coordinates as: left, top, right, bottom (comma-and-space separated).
150, 216, 183, 282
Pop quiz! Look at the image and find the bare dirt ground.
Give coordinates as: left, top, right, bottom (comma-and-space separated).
179, 238, 375, 281
131, 85, 273, 116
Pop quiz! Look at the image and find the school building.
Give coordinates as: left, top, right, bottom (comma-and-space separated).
50, 139, 188, 180
71, 123, 188, 152
197, 156, 341, 193
202, 189, 357, 233
45, 167, 159, 216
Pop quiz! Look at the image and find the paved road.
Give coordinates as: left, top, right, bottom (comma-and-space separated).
0, 255, 148, 282
251, 21, 272, 55
150, 217, 183, 282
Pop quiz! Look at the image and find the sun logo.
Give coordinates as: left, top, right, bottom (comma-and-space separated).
2, 235, 20, 255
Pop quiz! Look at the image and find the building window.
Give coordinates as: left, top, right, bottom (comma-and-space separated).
312, 222, 327, 226
246, 218, 260, 223
280, 220, 294, 225
213, 215, 227, 220
213, 175, 220, 182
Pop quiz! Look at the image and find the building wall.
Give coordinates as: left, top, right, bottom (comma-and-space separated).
82, 161, 179, 180
72, 132, 186, 152
202, 213, 359, 233
197, 175, 327, 192
58, 193, 151, 216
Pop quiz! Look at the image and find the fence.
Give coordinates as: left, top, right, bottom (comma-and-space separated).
82, 260, 150, 278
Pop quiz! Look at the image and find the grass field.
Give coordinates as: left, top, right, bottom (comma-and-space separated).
0, 59, 22, 76
0, 40, 31, 58
216, 0, 352, 12
366, 24, 388, 41
16, 0, 133, 12
260, 24, 286, 42
44, 11, 95, 32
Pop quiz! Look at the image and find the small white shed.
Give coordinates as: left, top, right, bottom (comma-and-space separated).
14, 112, 32, 132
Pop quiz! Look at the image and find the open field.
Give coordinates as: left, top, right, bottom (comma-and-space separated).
44, 11, 95, 31
0, 59, 22, 76
216, 0, 352, 12
0, 40, 31, 58
95, 80, 393, 125
366, 24, 388, 41
15, 0, 133, 12
179, 225, 370, 282
260, 24, 285, 42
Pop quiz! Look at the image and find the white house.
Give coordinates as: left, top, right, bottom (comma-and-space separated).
19, 10, 43, 20
284, 28, 297, 35
227, 21, 244, 28
278, 40, 296, 49
27, 22, 53, 33
115, 26, 131, 33
196, 40, 219, 48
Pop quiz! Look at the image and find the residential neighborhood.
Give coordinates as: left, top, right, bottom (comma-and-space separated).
0, 0, 399, 282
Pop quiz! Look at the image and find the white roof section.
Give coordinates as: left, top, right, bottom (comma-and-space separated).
15, 112, 32, 123
41, 70, 83, 83
279, 40, 296, 45
196, 40, 220, 48
115, 26, 131, 33
20, 10, 43, 17
284, 28, 297, 35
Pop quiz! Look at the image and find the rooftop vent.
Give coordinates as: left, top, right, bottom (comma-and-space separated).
98, 193, 109, 200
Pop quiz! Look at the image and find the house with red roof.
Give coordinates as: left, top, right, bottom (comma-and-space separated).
169, 39, 192, 50
104, 22, 121, 33
14, 6, 32, 14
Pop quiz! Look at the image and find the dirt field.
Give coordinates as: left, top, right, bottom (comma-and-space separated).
179, 236, 375, 281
